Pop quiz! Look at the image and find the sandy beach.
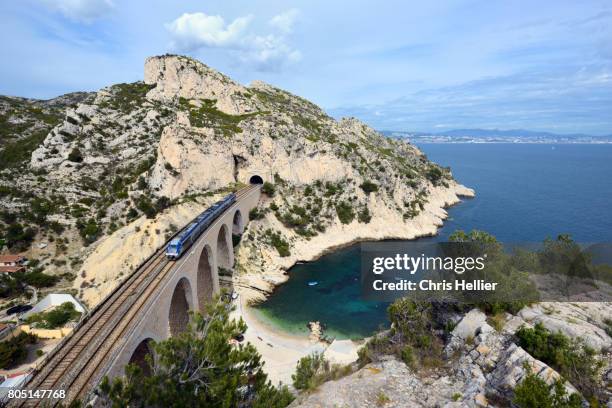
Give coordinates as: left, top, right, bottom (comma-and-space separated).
231, 294, 360, 385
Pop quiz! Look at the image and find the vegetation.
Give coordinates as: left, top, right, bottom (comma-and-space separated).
67, 147, 84, 163
262, 182, 276, 197
135, 195, 171, 219
3, 222, 37, 250
0, 130, 49, 170
22, 269, 60, 288
179, 97, 264, 137
99, 296, 294, 407
76, 218, 100, 245
0, 97, 63, 170
376, 391, 391, 406
516, 323, 603, 401
425, 165, 447, 186
249, 207, 265, 221
513, 363, 581, 408
448, 229, 539, 314
357, 205, 372, 223
358, 299, 442, 369
0, 332, 38, 369
359, 180, 378, 194
0, 268, 58, 298
264, 229, 291, 257
98, 82, 156, 113
335, 201, 355, 224
292, 352, 353, 391
26, 302, 81, 329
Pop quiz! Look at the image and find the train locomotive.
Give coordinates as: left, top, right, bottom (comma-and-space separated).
165, 193, 236, 260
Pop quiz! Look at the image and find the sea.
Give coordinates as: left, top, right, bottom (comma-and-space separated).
252, 144, 612, 339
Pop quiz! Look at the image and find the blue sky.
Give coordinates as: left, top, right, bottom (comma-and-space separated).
1, 0, 611, 135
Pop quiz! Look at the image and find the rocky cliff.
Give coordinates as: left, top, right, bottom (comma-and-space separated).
0, 54, 473, 304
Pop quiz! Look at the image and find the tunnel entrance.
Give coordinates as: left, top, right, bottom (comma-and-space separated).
249, 175, 264, 184
129, 338, 154, 376
216, 224, 232, 272
168, 278, 193, 337
197, 245, 214, 313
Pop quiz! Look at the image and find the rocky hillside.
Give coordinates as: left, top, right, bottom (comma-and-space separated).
0, 54, 472, 304
292, 304, 612, 407
0, 92, 91, 171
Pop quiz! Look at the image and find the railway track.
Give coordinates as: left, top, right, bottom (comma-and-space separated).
9, 186, 257, 407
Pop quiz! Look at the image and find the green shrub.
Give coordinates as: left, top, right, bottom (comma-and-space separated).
99, 296, 294, 407
262, 182, 276, 197
249, 207, 265, 220
67, 147, 84, 163
0, 129, 50, 170
102, 82, 156, 113
5, 223, 36, 249
0, 332, 38, 369
135, 195, 170, 219
359, 180, 378, 194
324, 182, 341, 197
26, 302, 81, 329
178, 97, 263, 137
265, 230, 291, 257
23, 270, 59, 288
292, 352, 325, 390
425, 166, 444, 185
357, 205, 372, 223
516, 323, 603, 400
400, 345, 415, 368
376, 391, 390, 406
513, 363, 581, 408
77, 218, 100, 244
292, 352, 353, 391
335, 201, 355, 224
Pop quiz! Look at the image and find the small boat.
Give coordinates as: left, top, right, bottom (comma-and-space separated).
308, 281, 319, 286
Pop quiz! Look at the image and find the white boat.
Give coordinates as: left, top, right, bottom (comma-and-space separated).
307, 281, 318, 286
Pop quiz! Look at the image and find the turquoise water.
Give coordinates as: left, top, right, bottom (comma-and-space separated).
253, 144, 612, 339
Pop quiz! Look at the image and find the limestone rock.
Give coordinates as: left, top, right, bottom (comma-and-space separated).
518, 302, 612, 351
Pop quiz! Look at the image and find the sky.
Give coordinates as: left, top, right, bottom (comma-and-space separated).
1, 0, 611, 135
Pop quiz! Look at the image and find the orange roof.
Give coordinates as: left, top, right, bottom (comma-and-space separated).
0, 266, 25, 273
0, 254, 25, 263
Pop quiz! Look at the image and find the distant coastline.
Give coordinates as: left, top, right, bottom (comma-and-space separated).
381, 129, 612, 144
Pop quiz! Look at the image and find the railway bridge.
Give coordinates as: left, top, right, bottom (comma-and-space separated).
11, 184, 262, 407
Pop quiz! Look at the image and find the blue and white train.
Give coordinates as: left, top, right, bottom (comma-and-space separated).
165, 193, 236, 260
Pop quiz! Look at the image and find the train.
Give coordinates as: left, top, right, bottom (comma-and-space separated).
165, 193, 236, 260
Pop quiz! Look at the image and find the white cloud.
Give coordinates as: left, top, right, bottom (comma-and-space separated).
42, 0, 114, 23
269, 9, 299, 34
241, 34, 302, 70
166, 11, 301, 71
165, 12, 252, 50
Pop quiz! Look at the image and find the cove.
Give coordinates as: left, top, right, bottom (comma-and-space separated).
253, 144, 612, 339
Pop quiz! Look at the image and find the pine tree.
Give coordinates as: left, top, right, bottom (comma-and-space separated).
99, 296, 294, 408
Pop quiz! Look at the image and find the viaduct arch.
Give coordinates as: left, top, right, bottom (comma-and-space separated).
100, 186, 261, 384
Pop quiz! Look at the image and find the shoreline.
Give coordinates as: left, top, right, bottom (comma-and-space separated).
241, 187, 475, 307
232, 292, 337, 385
232, 185, 475, 384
